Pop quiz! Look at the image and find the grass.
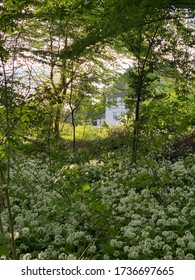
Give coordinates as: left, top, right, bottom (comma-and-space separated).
60, 124, 110, 141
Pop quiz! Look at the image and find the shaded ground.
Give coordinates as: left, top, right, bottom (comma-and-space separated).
22, 130, 195, 161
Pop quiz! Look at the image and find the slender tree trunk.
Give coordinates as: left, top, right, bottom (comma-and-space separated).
71, 110, 76, 149
0, 189, 9, 259
132, 87, 141, 162
0, 210, 5, 236
131, 25, 160, 162
54, 106, 61, 139
0, 169, 16, 259
69, 61, 76, 149
2, 63, 17, 259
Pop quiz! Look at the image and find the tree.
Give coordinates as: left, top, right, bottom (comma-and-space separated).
20, 0, 120, 147
98, 0, 194, 160
0, 0, 35, 259
57, 0, 194, 159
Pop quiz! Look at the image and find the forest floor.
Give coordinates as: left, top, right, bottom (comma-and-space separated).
1, 128, 195, 260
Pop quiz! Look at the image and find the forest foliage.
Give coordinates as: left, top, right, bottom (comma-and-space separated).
0, 0, 195, 259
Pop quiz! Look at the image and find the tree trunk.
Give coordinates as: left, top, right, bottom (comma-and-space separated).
54, 106, 61, 139
71, 109, 76, 149
132, 87, 141, 162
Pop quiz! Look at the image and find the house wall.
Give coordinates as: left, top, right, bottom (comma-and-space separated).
95, 96, 127, 126
95, 82, 127, 126
105, 96, 126, 125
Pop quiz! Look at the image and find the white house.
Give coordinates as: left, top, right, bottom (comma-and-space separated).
96, 83, 127, 126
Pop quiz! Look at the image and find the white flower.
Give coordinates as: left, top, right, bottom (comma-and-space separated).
22, 227, 30, 236
67, 254, 76, 260
156, 218, 166, 226
150, 208, 159, 215
58, 253, 67, 260
153, 241, 165, 250
22, 253, 32, 260
184, 231, 194, 242
130, 220, 142, 227
89, 159, 98, 166
141, 231, 149, 238
176, 248, 184, 259
131, 168, 137, 174
176, 238, 185, 247
114, 250, 120, 257
123, 228, 136, 239
185, 254, 194, 260
14, 231, 20, 240
162, 231, 169, 237
170, 218, 178, 226
74, 231, 85, 239
163, 244, 172, 251
167, 205, 177, 213
128, 247, 139, 259
54, 235, 63, 245
151, 214, 158, 222
88, 245, 97, 253
110, 239, 117, 247
123, 246, 130, 253
142, 247, 152, 255
103, 254, 110, 260
188, 242, 195, 250
190, 209, 195, 217
131, 214, 141, 220
163, 254, 173, 260
38, 252, 47, 260
181, 207, 188, 214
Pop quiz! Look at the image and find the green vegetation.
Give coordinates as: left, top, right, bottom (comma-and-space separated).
60, 124, 109, 141
0, 0, 194, 260
1, 126, 195, 260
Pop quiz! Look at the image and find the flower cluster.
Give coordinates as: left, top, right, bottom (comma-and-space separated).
1, 151, 194, 260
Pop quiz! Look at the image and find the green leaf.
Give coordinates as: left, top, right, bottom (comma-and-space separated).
0, 246, 8, 256
21, 114, 30, 122
0, 234, 8, 243
82, 183, 90, 192
0, 145, 6, 158
0, 46, 9, 59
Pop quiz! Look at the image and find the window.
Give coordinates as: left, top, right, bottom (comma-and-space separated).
113, 111, 120, 120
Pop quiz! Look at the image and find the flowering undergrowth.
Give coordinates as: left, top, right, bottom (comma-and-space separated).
1, 149, 195, 260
